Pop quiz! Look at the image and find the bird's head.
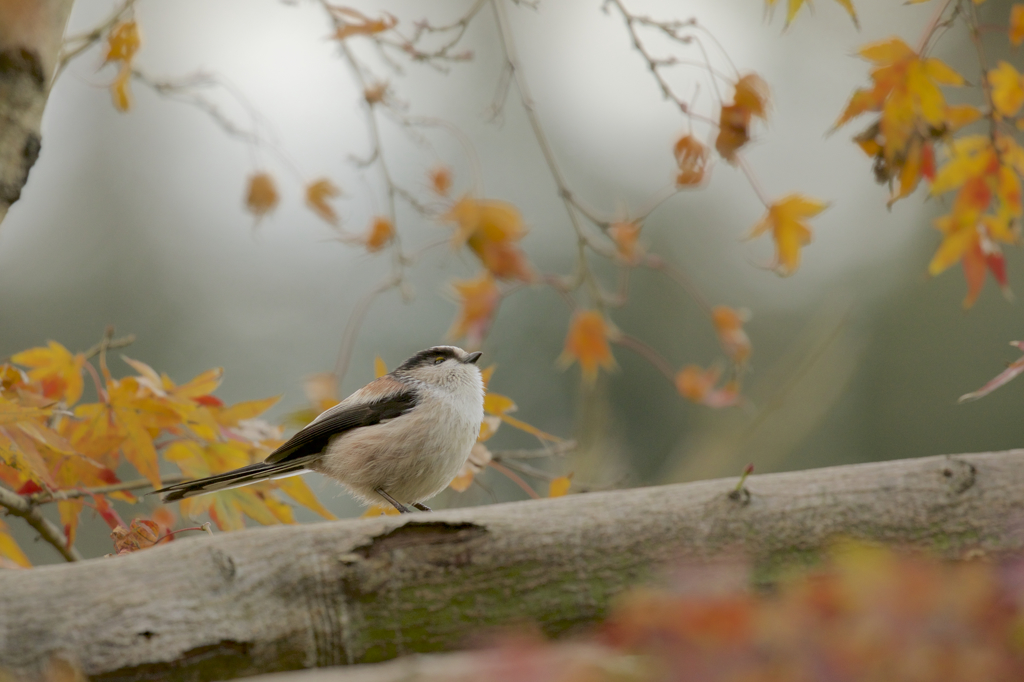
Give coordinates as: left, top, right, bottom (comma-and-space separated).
393, 345, 483, 391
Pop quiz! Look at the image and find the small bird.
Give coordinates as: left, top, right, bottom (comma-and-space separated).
154, 346, 484, 513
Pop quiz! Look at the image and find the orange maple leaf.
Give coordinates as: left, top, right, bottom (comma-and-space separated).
450, 442, 492, 492
712, 306, 752, 367
429, 166, 453, 197
747, 194, 827, 276
447, 271, 501, 347
673, 135, 709, 186
444, 196, 534, 282
608, 221, 643, 264
246, 172, 279, 218
11, 341, 86, 405
1012, 4, 1024, 46
331, 8, 397, 40
675, 365, 741, 408
365, 217, 394, 252
716, 74, 770, 162
306, 178, 342, 224
559, 310, 617, 384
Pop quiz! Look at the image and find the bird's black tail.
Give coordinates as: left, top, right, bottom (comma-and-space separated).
153, 459, 313, 502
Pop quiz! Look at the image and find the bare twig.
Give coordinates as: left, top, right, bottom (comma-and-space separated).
490, 440, 578, 460
0, 487, 82, 562
29, 475, 187, 505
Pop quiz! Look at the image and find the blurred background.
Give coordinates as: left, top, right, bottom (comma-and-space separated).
2, 0, 1022, 562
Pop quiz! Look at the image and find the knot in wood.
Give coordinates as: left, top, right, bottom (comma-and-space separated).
941, 458, 976, 495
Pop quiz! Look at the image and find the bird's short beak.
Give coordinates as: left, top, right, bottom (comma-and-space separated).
465, 351, 483, 364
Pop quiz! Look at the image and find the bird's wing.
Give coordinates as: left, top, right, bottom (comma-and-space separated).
265, 376, 418, 464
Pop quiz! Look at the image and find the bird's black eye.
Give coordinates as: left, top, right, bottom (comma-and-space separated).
433, 356, 445, 365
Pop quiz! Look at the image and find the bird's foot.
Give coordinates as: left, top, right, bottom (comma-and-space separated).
375, 487, 411, 514
412, 502, 432, 512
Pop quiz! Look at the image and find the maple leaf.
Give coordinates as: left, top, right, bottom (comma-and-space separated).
558, 310, 618, 385
104, 21, 140, 64
0, 518, 30, 568
110, 518, 161, 554
715, 74, 770, 163
988, 61, 1024, 118
959, 340, 1024, 402
305, 178, 342, 224
673, 135, 709, 186
11, 341, 85, 405
364, 216, 394, 252
331, 8, 397, 40
246, 172, 279, 218
765, 0, 858, 28
712, 306, 752, 366
274, 476, 336, 520
214, 396, 281, 429
111, 64, 133, 113
1013, 4, 1024, 46
929, 213, 1013, 308
608, 221, 643, 264
838, 38, 964, 183
450, 442, 492, 492
548, 475, 571, 498
447, 271, 501, 347
361, 504, 401, 517
444, 196, 534, 282
675, 365, 741, 408
429, 166, 452, 197
747, 194, 827, 276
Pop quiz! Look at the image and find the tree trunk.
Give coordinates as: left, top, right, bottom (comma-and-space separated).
0, 0, 73, 226
2, 449, 1023, 681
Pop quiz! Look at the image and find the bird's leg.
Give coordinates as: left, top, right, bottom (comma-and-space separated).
412, 502, 432, 512
375, 487, 411, 514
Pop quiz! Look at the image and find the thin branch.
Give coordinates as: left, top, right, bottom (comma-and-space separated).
82, 334, 135, 361
56, 0, 137, 79
29, 475, 188, 505
0, 487, 82, 562
490, 440, 578, 460
614, 333, 677, 384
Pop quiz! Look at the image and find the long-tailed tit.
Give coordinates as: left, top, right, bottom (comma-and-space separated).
155, 346, 484, 514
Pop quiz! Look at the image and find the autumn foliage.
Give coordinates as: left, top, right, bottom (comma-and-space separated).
476, 544, 1024, 681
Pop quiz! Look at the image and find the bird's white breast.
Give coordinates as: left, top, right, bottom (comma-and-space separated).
311, 378, 484, 505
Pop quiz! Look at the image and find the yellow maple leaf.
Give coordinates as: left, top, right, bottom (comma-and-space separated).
747, 194, 827, 276
558, 310, 618, 384
11, 341, 85, 405
111, 64, 133, 113
104, 21, 140, 64
373, 356, 388, 379
989, 61, 1024, 118
0, 518, 30, 568
766, 0, 858, 28
548, 475, 572, 498
306, 178, 341, 224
